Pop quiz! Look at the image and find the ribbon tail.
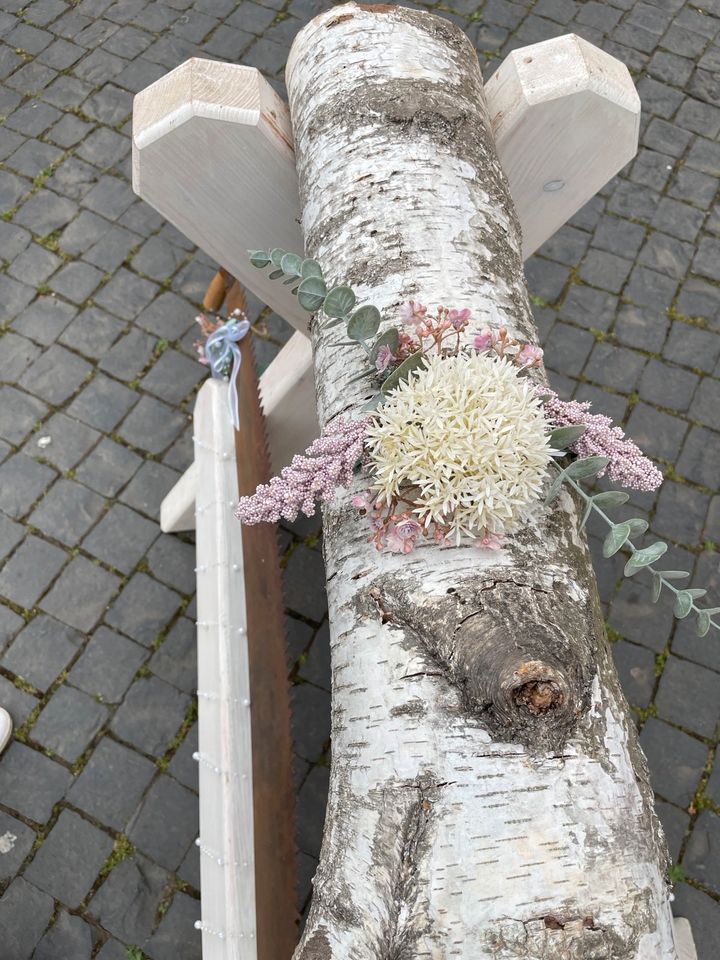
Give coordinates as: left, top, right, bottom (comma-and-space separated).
227, 345, 242, 432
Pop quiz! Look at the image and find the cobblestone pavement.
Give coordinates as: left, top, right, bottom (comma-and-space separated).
0, 0, 718, 957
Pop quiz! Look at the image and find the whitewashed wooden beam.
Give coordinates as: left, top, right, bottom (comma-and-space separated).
160, 331, 317, 533
192, 377, 256, 958
132, 59, 306, 332
673, 918, 698, 960
486, 33, 640, 258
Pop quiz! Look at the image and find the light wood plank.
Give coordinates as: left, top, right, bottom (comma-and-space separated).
674, 918, 698, 960
259, 331, 317, 471
160, 459, 197, 533
486, 33, 640, 258
193, 378, 256, 958
133, 58, 306, 331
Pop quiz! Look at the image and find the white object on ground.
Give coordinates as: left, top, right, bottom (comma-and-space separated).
0, 708, 13, 754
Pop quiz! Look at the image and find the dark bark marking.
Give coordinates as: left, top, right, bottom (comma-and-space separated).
300, 927, 333, 959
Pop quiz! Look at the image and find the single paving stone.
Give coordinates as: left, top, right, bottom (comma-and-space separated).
83, 83, 133, 127
95, 939, 129, 960
24, 412, 100, 471
83, 503, 158, 574
68, 737, 156, 830
141, 348, 205, 405
613, 303, 669, 354
297, 764, 329, 858
0, 742, 72, 822
0, 221, 31, 263
45, 156, 97, 202
541, 321, 594, 377
131, 235, 187, 282
128, 774, 198, 870
668, 166, 718, 210
0, 535, 66, 609
178, 840, 200, 890
38, 37, 84, 70
577, 248, 632, 294
82, 174, 136, 220
299, 620, 331, 691
40, 674, 109, 757
118, 395, 188, 455
135, 291, 198, 341
0, 385, 48, 445
98, 327, 156, 381
7, 242, 62, 286
42, 555, 120, 632
687, 137, 720, 177
12, 296, 77, 346
146, 890, 201, 960
639, 359, 698, 412
0, 276, 34, 325
42, 74, 93, 110
663, 324, 720, 377
69, 625, 146, 703
0, 810, 36, 882
0, 453, 56, 520
583, 342, 645, 393
120, 460, 180, 518
0, 605, 23, 658
639, 718, 707, 809
655, 656, 720, 740
652, 482, 710, 545
609, 580, 674, 652
284, 546, 327, 623
49, 260, 105, 304
18, 343, 92, 405
94, 268, 158, 321
684, 810, 720, 893
619, 400, 676, 463
84, 223, 141, 272
59, 307, 125, 361
34, 910, 93, 960
0, 877, 54, 960
111, 674, 190, 755
0, 510, 23, 557
694, 236, 720, 283
146, 535, 195, 594
676, 279, 720, 328
59, 210, 111, 257
90, 853, 171, 946
672, 883, 720, 960
168, 724, 198, 792
292, 681, 330, 763
655, 800, 688, 862
6, 137, 61, 179
0, 332, 40, 384
678, 426, 720, 489
25, 809, 114, 908
2, 614, 81, 692
0, 673, 37, 728
76, 127, 129, 170
75, 438, 142, 498
150, 617, 196, 694
67, 374, 138, 432
629, 148, 674, 193
651, 197, 705, 243
14, 188, 77, 235
106, 572, 181, 647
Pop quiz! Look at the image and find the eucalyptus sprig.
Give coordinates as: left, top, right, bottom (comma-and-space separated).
547, 426, 719, 639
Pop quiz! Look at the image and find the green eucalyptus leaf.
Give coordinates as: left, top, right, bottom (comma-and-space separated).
566, 456, 609, 480
651, 572, 663, 603
301, 258, 323, 279
324, 286, 356, 319
381, 351, 425, 395
347, 305, 382, 343
249, 250, 271, 268
603, 522, 631, 558
687, 589, 708, 599
627, 518, 649, 537
545, 470, 567, 506
280, 252, 303, 277
674, 591, 693, 619
624, 541, 668, 577
696, 610, 711, 637
270, 248, 287, 268
656, 570, 690, 581
269, 268, 284, 280
297, 276, 327, 312
371, 327, 400, 360
362, 394, 385, 412
549, 425, 587, 450
592, 491, 630, 509
579, 501, 593, 531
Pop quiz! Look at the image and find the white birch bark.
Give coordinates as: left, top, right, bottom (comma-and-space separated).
285, 5, 678, 958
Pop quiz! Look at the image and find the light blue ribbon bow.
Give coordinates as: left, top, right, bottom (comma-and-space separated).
205, 318, 251, 431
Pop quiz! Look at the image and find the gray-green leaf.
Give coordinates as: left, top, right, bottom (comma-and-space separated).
626, 518, 649, 537
297, 276, 327, 312
656, 570, 690, 581
651, 572, 662, 603
269, 268, 284, 280
674, 591, 693, 619
249, 250, 270, 268
270, 248, 286, 268
324, 286, 356, 319
549, 424, 587, 450
696, 610, 711, 637
624, 541, 668, 576
362, 394, 385, 412
592, 491, 630, 509
381, 351, 425, 395
566, 456, 609, 479
603, 522, 631, 558
280, 252, 303, 277
347, 305, 381, 342
687, 589, 707, 599
301, 258, 323, 279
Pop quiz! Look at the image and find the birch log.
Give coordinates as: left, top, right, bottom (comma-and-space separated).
285, 5, 678, 959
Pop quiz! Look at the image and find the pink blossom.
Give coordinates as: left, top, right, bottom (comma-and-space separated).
475, 530, 505, 551
399, 300, 428, 326
448, 307, 471, 330
517, 343, 544, 368
474, 328, 494, 353
236, 418, 369, 523
386, 515, 423, 554
351, 492, 372, 511
542, 390, 662, 491
375, 344, 394, 372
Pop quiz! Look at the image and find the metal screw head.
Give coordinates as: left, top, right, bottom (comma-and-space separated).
543, 179, 565, 192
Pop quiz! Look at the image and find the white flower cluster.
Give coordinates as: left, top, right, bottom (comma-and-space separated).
365, 353, 552, 541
